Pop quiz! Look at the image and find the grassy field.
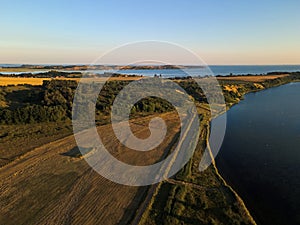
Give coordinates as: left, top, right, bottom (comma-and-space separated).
0, 112, 181, 225
0, 122, 73, 167
0, 73, 289, 86
0, 77, 142, 86
0, 77, 53, 86
217, 74, 289, 82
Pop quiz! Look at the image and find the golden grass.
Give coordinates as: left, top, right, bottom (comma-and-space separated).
224, 85, 239, 93
253, 83, 264, 89
0, 77, 52, 86
0, 77, 142, 86
1, 74, 287, 86
217, 74, 289, 82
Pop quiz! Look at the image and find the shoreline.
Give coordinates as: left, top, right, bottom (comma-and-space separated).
212, 80, 300, 225
206, 119, 257, 225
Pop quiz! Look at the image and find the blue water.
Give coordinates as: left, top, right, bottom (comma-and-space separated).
1, 65, 300, 76
215, 82, 300, 225
79, 65, 300, 77
0, 64, 22, 68
209, 65, 300, 75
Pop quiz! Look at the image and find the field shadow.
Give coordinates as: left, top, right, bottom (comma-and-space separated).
60, 146, 93, 158
117, 186, 148, 225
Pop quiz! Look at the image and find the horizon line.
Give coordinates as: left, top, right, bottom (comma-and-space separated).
1, 63, 300, 66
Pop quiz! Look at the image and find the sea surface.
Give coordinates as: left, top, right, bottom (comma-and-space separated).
1, 65, 300, 76
215, 82, 300, 225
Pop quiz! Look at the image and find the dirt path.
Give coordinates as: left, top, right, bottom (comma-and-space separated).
130, 109, 198, 225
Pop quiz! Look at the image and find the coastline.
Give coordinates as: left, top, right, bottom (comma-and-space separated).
206, 119, 257, 225
212, 80, 300, 225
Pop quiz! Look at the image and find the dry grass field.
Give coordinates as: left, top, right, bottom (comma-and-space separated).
0, 74, 288, 86
0, 77, 53, 86
0, 112, 181, 225
217, 74, 289, 82
0, 77, 142, 86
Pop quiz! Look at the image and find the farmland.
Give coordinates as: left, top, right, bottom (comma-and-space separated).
0, 77, 142, 86
216, 74, 289, 82
1, 72, 300, 224
0, 112, 182, 225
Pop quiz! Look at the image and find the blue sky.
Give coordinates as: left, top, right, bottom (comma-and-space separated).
1, 0, 299, 64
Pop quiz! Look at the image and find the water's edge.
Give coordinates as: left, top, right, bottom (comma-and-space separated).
205, 121, 257, 224
211, 81, 300, 224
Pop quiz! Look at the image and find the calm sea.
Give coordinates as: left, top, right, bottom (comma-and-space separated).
1, 65, 300, 76
215, 82, 300, 225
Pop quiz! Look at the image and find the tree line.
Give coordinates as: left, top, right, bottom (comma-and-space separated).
0, 80, 176, 124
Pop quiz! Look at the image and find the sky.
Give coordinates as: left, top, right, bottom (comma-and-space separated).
0, 0, 300, 65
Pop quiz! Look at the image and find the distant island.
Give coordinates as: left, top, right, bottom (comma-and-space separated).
0, 64, 205, 73
1, 71, 300, 225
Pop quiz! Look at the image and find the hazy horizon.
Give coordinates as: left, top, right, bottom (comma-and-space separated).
1, 0, 300, 65
1, 63, 300, 66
